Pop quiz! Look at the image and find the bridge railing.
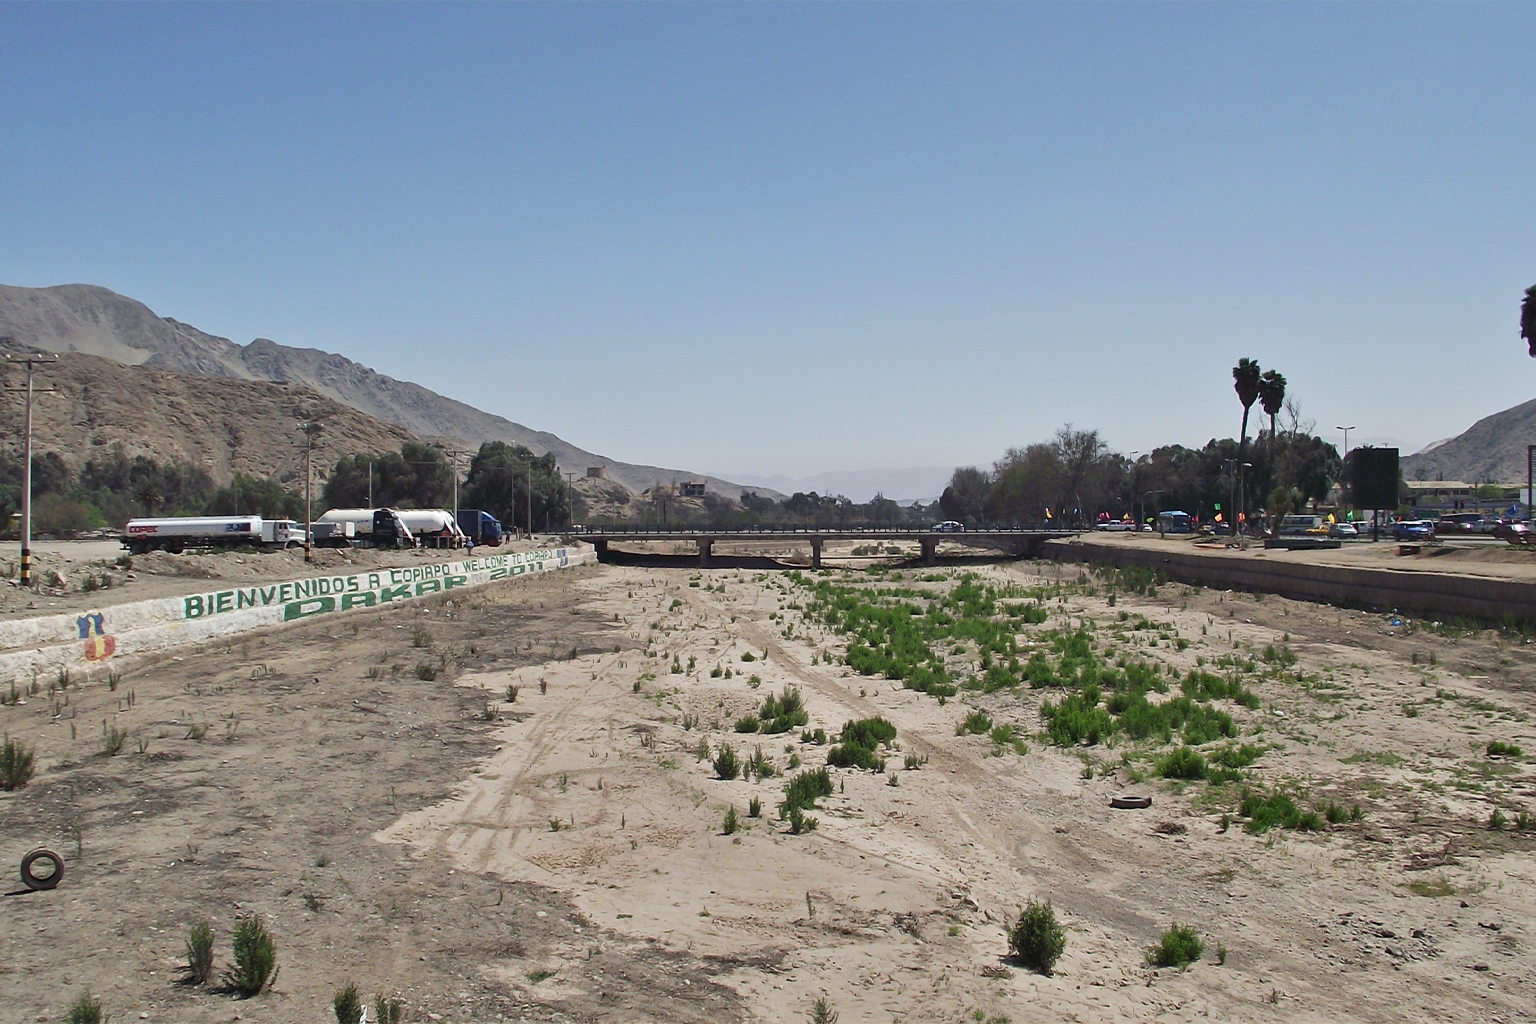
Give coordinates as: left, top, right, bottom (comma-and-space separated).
570, 524, 1083, 535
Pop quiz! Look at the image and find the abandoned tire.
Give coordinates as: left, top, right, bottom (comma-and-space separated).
1110, 795, 1152, 810
20, 848, 64, 890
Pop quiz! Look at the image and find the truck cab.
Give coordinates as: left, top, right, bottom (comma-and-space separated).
456, 509, 504, 546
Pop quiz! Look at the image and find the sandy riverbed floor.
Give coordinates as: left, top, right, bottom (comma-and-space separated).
1, 557, 1533, 1022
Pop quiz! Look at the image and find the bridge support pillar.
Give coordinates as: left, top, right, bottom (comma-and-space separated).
592, 539, 609, 562
810, 539, 823, 569
698, 539, 712, 568
921, 538, 937, 565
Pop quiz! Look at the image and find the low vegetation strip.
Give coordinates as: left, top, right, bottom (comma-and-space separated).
0, 546, 593, 683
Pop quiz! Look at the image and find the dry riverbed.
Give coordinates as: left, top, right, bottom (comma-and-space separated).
1, 558, 1533, 1022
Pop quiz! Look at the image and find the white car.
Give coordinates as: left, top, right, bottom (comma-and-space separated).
1096, 520, 1136, 532
933, 521, 965, 533
1329, 522, 1359, 538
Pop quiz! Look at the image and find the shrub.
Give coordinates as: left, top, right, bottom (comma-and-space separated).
411, 627, 432, 648
102, 722, 128, 757
184, 922, 214, 985
1238, 790, 1324, 834
810, 996, 839, 1024
0, 735, 34, 790
224, 914, 278, 997
333, 982, 362, 1024
1008, 898, 1066, 975
723, 807, 739, 835
758, 687, 809, 733
959, 710, 993, 736
787, 804, 818, 834
781, 768, 834, 817
713, 745, 740, 780
1487, 740, 1524, 758
65, 990, 102, 1024
373, 993, 404, 1024
1157, 747, 1207, 780
827, 742, 884, 771
747, 745, 776, 779
741, 652, 757, 662
801, 728, 827, 745
1146, 923, 1204, 967
748, 796, 762, 818
734, 716, 760, 733
415, 663, 437, 681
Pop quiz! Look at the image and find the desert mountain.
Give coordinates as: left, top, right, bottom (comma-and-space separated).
0, 348, 414, 488
1401, 396, 1536, 484
0, 283, 769, 498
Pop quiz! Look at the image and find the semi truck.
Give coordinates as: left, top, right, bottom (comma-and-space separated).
456, 509, 504, 546
371, 508, 416, 549
396, 509, 465, 548
122, 515, 307, 554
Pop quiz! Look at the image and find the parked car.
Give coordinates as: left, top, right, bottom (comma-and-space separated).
933, 521, 965, 533
1393, 520, 1433, 541
1329, 522, 1359, 538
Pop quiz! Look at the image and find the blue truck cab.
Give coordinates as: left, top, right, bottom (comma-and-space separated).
456, 509, 504, 547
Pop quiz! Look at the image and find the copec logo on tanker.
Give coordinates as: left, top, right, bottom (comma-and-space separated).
181, 550, 568, 623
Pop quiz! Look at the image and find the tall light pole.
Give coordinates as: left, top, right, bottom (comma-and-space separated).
299, 421, 322, 562
6, 352, 57, 587
1336, 425, 1356, 457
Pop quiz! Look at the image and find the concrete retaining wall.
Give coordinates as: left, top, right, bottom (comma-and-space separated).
1043, 539, 1536, 624
0, 546, 594, 684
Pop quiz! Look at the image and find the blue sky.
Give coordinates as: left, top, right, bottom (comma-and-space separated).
2, 4, 1533, 484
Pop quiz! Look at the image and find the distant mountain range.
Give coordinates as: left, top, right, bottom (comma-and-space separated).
0, 349, 414, 486
0, 283, 771, 498
728, 466, 952, 504
1402, 397, 1536, 484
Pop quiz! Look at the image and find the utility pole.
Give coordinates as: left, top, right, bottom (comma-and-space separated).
1336, 425, 1356, 458
368, 460, 373, 508
565, 471, 578, 529
300, 421, 322, 562
5, 351, 58, 587
527, 460, 534, 540
433, 446, 468, 522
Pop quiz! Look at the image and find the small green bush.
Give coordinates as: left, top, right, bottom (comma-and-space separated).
781, 768, 834, 817
713, 744, 740, 780
748, 796, 762, 818
1156, 747, 1206, 780
373, 993, 404, 1024
1008, 898, 1066, 975
958, 710, 993, 735
224, 914, 278, 997
1146, 923, 1204, 967
184, 921, 214, 985
415, 663, 437, 681
65, 989, 102, 1024
1487, 740, 1524, 758
0, 735, 34, 790
333, 982, 362, 1024
734, 716, 760, 733
1239, 790, 1324, 833
723, 807, 739, 835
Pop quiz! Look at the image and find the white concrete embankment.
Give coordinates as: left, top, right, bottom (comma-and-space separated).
0, 546, 593, 684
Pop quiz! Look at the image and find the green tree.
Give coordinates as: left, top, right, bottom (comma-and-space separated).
322, 442, 453, 510
463, 442, 569, 532
940, 466, 993, 523
1232, 358, 1262, 454
1257, 370, 1287, 442
1522, 283, 1536, 357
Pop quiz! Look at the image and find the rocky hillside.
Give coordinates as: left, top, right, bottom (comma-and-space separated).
0, 349, 414, 487
0, 283, 766, 498
1402, 396, 1536, 484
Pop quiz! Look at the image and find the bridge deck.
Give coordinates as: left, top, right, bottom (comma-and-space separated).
573, 528, 1081, 567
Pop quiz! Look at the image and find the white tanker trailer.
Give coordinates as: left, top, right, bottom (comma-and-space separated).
395, 509, 465, 548
122, 515, 308, 555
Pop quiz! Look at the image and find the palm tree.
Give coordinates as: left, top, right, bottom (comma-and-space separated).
1257, 369, 1287, 442
1523, 284, 1536, 357
1232, 358, 1262, 453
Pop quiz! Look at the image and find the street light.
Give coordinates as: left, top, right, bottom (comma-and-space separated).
1336, 425, 1356, 457
299, 421, 322, 563
5, 351, 58, 586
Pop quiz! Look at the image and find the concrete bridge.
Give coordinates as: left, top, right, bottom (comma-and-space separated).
573, 527, 1082, 568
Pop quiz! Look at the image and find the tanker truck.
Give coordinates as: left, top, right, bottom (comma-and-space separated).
122, 515, 307, 555
396, 509, 466, 548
